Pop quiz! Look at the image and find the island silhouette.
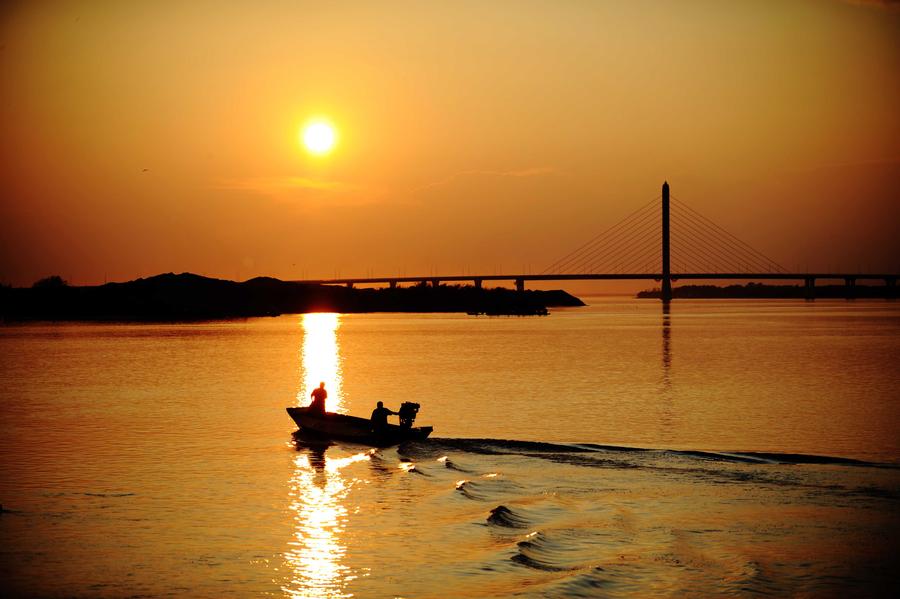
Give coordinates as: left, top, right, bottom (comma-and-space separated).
0, 273, 584, 321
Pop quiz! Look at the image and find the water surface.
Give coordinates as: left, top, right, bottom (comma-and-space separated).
1, 299, 898, 596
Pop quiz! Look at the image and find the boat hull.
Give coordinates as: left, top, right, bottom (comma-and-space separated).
286, 406, 433, 447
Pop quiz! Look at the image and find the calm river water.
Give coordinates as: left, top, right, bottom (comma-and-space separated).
1, 299, 898, 597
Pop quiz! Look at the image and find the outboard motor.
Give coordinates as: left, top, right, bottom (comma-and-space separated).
398, 402, 420, 429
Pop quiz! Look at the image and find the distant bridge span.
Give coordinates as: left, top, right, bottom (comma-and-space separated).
295, 272, 897, 298
292, 182, 898, 300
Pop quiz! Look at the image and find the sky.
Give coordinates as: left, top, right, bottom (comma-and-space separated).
1, 0, 899, 291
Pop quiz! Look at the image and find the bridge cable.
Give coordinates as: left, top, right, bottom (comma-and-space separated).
552, 199, 658, 273
670, 201, 780, 272
581, 220, 659, 273
671, 210, 777, 273
543, 199, 658, 274
670, 214, 752, 272
543, 192, 788, 277
541, 196, 659, 274
671, 214, 754, 272
619, 242, 662, 274
608, 226, 662, 273
571, 207, 660, 273
676, 199, 787, 272
673, 210, 774, 272
671, 215, 745, 272
613, 224, 662, 272
616, 237, 662, 273
671, 197, 787, 272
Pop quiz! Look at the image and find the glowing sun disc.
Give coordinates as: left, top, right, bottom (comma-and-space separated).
302, 121, 336, 155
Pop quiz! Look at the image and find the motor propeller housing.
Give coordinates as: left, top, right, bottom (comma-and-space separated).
398, 402, 420, 428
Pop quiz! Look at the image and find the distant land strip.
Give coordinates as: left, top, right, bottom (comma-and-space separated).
637, 282, 896, 299
0, 273, 584, 321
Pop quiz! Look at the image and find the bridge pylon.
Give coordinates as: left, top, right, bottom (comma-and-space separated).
661, 181, 672, 302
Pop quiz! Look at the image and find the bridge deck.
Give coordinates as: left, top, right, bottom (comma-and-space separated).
294, 273, 897, 286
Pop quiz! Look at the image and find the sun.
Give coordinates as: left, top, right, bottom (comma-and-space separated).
301, 120, 337, 155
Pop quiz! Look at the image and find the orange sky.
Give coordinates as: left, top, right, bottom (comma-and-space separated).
1, 0, 898, 290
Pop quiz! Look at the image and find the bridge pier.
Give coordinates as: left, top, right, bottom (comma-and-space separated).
389, 281, 397, 289
474, 278, 482, 290
887, 277, 897, 299
804, 277, 815, 301
431, 278, 440, 288
516, 278, 525, 292
844, 277, 856, 300
346, 282, 354, 289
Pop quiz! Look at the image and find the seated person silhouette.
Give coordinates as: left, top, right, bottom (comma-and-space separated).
308, 382, 327, 415
370, 401, 397, 434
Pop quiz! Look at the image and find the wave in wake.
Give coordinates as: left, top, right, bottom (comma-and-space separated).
412, 437, 886, 467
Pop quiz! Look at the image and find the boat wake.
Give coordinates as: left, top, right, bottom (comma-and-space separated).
392, 436, 900, 504
512, 530, 600, 572
288, 433, 900, 597
409, 437, 891, 467
487, 505, 531, 529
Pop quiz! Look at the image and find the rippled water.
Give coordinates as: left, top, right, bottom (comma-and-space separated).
1, 299, 898, 597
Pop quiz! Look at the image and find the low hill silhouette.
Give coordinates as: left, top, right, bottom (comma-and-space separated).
0, 273, 584, 321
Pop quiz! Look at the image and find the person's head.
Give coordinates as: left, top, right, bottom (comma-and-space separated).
376, 401, 384, 408
319, 382, 325, 389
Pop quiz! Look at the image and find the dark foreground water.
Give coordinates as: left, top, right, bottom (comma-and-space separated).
1, 299, 898, 597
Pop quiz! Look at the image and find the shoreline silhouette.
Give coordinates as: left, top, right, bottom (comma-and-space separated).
0, 272, 584, 321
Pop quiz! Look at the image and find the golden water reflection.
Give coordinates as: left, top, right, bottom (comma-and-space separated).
283, 450, 370, 599
658, 302, 675, 444
661, 302, 672, 383
298, 313, 344, 413
284, 312, 360, 598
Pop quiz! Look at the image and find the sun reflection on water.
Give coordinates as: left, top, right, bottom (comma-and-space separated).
283, 450, 370, 599
299, 313, 344, 413
283, 312, 364, 598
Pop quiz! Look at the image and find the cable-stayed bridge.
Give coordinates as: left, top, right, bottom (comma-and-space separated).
296, 182, 897, 300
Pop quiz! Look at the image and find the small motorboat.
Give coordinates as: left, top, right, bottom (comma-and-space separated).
287, 401, 433, 447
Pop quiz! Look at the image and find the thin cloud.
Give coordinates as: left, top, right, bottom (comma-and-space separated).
413, 166, 561, 194
842, 0, 900, 8
216, 176, 355, 194
214, 175, 389, 208
799, 156, 900, 174
217, 167, 559, 207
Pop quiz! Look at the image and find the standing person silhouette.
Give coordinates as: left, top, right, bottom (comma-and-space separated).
309, 382, 327, 415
